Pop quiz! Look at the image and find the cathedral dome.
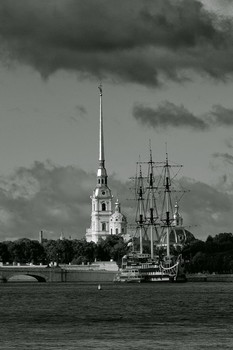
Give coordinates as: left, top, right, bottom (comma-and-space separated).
110, 212, 127, 223
110, 200, 127, 223
159, 227, 195, 247
109, 199, 127, 235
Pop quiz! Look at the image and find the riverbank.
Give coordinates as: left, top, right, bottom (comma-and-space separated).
187, 273, 233, 282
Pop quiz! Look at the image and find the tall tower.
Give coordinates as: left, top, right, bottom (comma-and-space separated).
173, 201, 183, 227
86, 86, 113, 243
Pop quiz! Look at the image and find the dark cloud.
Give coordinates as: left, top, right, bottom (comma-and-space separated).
212, 152, 233, 165
0, 161, 94, 240
225, 137, 233, 149
180, 177, 233, 237
0, 161, 131, 241
75, 105, 87, 117
209, 105, 233, 125
69, 104, 87, 123
181, 178, 233, 213
0, 160, 232, 241
214, 173, 233, 194
0, 0, 232, 86
211, 152, 233, 193
132, 101, 233, 131
133, 101, 209, 130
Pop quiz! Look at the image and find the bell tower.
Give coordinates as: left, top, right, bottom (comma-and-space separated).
86, 86, 113, 243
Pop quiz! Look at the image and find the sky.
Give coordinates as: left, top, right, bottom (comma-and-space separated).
0, 0, 233, 241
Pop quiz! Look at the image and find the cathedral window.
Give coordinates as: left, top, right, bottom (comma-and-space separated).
102, 203, 106, 211
116, 228, 119, 235
122, 228, 124, 233
102, 222, 106, 231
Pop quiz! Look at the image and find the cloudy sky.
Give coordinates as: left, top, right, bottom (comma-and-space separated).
0, 0, 233, 241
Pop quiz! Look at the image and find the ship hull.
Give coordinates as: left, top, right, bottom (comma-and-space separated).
113, 269, 144, 283
114, 266, 186, 283
114, 253, 187, 283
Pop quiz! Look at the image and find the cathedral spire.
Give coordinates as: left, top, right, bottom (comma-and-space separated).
85, 87, 126, 243
98, 84, 104, 164
97, 84, 107, 185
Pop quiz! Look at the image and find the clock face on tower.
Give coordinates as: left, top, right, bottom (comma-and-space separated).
102, 191, 105, 195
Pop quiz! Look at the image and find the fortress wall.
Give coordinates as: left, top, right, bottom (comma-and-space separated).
64, 270, 116, 282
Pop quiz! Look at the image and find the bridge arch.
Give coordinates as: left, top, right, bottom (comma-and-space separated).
5, 272, 48, 283
0, 266, 63, 282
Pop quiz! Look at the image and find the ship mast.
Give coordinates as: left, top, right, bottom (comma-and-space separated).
145, 145, 159, 259
158, 151, 183, 260
165, 152, 172, 258
135, 165, 146, 254
131, 148, 184, 259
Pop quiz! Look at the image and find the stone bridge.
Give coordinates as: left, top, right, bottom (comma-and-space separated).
0, 265, 65, 283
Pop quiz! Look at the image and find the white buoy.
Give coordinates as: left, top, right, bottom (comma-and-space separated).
98, 284, 102, 290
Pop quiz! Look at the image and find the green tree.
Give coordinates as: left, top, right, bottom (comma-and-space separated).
71, 239, 96, 264
0, 242, 10, 263
95, 235, 128, 266
6, 239, 45, 264
190, 251, 206, 273
43, 240, 59, 264
56, 239, 74, 264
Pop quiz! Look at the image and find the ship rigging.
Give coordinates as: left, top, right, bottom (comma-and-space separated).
114, 148, 187, 283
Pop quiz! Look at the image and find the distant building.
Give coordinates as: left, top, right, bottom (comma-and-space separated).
110, 199, 127, 236
86, 86, 127, 243
39, 230, 43, 244
158, 202, 188, 248
173, 201, 183, 227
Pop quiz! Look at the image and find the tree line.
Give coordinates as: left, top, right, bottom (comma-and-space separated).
182, 232, 233, 274
1, 232, 233, 273
0, 235, 128, 267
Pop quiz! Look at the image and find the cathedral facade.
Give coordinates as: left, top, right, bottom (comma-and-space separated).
86, 86, 127, 243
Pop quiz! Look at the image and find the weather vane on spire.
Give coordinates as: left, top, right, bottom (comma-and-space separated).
98, 83, 102, 96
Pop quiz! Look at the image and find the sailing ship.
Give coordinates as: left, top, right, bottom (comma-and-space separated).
114, 148, 187, 283
114, 268, 143, 283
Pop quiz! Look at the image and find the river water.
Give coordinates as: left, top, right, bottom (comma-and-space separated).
0, 282, 233, 349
